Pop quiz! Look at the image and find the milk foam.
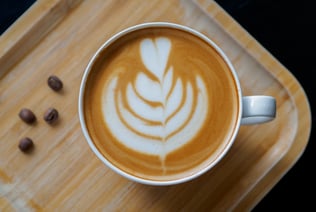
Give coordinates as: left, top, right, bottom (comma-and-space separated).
102, 37, 208, 163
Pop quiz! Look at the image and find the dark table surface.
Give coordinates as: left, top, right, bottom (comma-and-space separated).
1, 0, 315, 210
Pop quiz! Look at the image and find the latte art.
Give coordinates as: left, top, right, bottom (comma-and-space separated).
83, 26, 239, 180
102, 37, 208, 166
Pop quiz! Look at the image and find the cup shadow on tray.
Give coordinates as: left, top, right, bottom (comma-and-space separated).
136, 113, 295, 209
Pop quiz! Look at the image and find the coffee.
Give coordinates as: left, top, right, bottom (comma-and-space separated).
83, 26, 239, 181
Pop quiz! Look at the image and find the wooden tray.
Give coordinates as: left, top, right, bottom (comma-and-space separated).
0, 0, 311, 211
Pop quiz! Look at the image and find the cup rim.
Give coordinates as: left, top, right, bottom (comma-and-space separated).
78, 22, 243, 186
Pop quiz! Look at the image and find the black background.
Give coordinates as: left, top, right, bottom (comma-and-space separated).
1, 0, 314, 211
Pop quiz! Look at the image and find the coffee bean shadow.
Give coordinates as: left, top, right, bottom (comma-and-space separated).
56, 88, 66, 96
28, 120, 39, 127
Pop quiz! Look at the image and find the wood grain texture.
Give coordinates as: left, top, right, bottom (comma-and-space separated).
0, 0, 311, 211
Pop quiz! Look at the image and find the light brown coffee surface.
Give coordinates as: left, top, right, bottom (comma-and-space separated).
84, 27, 239, 181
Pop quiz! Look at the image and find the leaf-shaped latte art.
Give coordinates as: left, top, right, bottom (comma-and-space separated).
102, 37, 209, 166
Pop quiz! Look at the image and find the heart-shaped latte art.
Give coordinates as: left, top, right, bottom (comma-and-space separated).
102, 37, 208, 164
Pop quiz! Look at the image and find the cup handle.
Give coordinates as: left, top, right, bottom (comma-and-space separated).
241, 96, 276, 125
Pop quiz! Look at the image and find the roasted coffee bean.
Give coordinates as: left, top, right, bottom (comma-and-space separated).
47, 75, 63, 91
19, 137, 34, 152
43, 107, 59, 124
19, 108, 36, 124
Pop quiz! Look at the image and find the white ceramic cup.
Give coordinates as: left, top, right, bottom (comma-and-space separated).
78, 22, 276, 185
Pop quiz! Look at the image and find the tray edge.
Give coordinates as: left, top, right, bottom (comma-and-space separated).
0, 0, 311, 210
194, 0, 312, 210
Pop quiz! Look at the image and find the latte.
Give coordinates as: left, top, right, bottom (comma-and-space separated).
82, 26, 239, 181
